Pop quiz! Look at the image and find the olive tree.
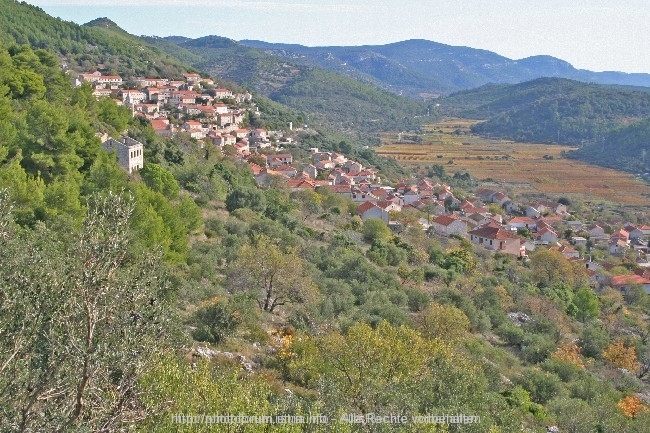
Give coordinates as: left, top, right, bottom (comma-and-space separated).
227, 234, 316, 313
0, 190, 177, 432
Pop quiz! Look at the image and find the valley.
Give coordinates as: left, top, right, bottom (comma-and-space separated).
378, 119, 650, 206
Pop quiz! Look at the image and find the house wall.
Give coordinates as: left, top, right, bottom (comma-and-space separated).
470, 235, 520, 256
588, 227, 607, 238
539, 231, 558, 243
351, 192, 377, 203
507, 221, 537, 230
618, 284, 650, 295
525, 207, 541, 218
403, 192, 420, 205
433, 221, 467, 237
629, 229, 645, 240
361, 207, 389, 223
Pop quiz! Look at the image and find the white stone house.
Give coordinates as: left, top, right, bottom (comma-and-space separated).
431, 215, 467, 237
358, 201, 389, 223
536, 227, 558, 243
102, 136, 144, 174
468, 225, 522, 256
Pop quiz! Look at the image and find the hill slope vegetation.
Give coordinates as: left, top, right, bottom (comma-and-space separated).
1, 4, 650, 432
0, 0, 190, 78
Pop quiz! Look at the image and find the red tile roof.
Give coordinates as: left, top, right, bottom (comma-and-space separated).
469, 225, 519, 240
376, 200, 398, 210
611, 275, 650, 286
287, 178, 315, 189
358, 201, 377, 214
150, 119, 171, 130
433, 215, 459, 226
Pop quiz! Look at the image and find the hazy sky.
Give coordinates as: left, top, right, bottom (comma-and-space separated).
26, 0, 650, 73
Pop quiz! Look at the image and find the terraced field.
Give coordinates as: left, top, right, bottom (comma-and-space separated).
378, 119, 650, 206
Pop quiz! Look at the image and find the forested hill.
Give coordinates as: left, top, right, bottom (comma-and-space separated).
0, 0, 189, 77
570, 119, 650, 174
440, 78, 650, 173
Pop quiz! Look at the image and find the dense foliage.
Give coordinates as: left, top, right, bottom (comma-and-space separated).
569, 118, 650, 174
0, 0, 189, 78
0, 191, 178, 431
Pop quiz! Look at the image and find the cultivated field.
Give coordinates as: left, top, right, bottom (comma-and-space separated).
378, 119, 650, 206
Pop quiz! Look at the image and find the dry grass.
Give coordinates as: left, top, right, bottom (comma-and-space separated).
378, 119, 650, 206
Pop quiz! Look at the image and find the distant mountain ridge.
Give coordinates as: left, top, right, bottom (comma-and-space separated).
239, 39, 650, 97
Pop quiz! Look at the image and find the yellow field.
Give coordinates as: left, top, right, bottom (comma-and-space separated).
378, 119, 650, 206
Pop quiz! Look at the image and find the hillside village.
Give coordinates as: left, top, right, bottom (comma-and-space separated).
3, 4, 650, 429
79, 70, 650, 300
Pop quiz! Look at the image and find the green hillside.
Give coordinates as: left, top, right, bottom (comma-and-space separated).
569, 119, 650, 174
0, 0, 189, 77
240, 39, 650, 97
441, 78, 650, 173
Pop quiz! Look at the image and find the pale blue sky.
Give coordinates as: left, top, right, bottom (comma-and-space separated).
26, 0, 650, 73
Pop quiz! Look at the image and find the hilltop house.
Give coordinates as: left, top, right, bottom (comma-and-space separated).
549, 244, 580, 259
536, 227, 558, 243
529, 201, 568, 216
102, 136, 144, 174
608, 239, 629, 255
150, 119, 174, 137
524, 206, 542, 218
506, 216, 538, 231
586, 224, 608, 240
214, 88, 233, 99
627, 226, 649, 241
77, 72, 123, 88
266, 153, 293, 167
611, 274, 650, 295
351, 189, 379, 203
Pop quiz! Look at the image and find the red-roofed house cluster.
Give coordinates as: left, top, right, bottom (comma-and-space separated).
72, 68, 265, 144
470, 188, 650, 284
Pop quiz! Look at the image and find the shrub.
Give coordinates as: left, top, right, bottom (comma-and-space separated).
521, 334, 556, 364
190, 298, 243, 344
495, 322, 525, 346
405, 288, 430, 312
542, 358, 583, 382
515, 369, 565, 404
362, 218, 392, 243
